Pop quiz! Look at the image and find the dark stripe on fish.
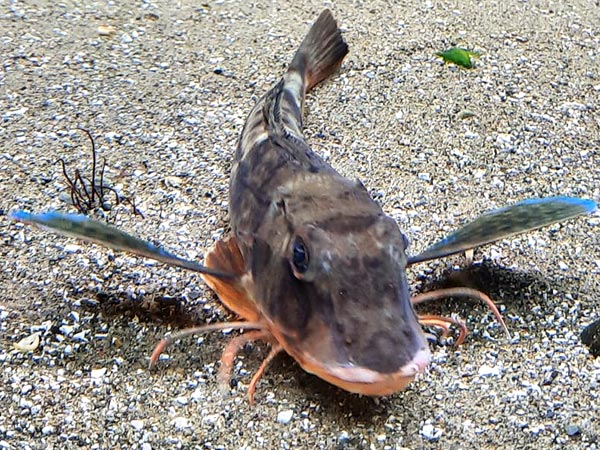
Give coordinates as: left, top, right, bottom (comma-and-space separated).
314, 213, 381, 233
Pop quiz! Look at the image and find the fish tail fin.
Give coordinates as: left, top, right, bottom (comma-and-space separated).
250, 9, 348, 143
289, 9, 349, 92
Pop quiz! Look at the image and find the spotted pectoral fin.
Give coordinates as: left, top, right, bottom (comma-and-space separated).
203, 237, 261, 322
9, 210, 232, 278
408, 196, 597, 265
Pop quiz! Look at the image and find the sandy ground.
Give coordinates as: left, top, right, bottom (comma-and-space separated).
1, 1, 599, 449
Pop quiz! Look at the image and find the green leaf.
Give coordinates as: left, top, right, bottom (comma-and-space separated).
436, 47, 481, 69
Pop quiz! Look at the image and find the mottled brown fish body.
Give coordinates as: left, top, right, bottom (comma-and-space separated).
209, 10, 430, 395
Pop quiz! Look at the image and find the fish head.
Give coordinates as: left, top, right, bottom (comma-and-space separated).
250, 203, 430, 395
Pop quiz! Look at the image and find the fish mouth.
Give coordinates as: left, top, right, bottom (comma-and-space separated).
266, 311, 432, 395
292, 345, 431, 396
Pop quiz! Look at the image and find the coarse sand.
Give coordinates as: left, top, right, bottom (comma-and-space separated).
1, 1, 599, 449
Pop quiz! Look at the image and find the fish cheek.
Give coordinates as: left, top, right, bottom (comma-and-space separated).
250, 238, 313, 337
267, 275, 314, 341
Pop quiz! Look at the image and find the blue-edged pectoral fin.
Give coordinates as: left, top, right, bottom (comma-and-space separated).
407, 196, 597, 265
9, 211, 232, 279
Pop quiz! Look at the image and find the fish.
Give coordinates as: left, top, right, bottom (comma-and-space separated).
581, 319, 600, 357
9, 10, 597, 402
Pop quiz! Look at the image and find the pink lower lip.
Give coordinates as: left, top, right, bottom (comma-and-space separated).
416, 348, 431, 371
407, 347, 432, 375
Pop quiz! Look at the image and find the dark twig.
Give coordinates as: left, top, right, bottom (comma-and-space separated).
57, 128, 144, 217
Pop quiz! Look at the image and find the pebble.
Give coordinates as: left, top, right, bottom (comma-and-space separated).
63, 244, 81, 253
173, 417, 190, 430
97, 25, 117, 36
276, 409, 294, 424
2, 107, 28, 119
478, 365, 502, 377
338, 431, 350, 443
131, 420, 144, 431
13, 333, 40, 352
190, 388, 204, 402
565, 424, 580, 436
90, 368, 107, 379
72, 331, 88, 342
60, 325, 74, 335
530, 424, 545, 435
420, 424, 442, 441
41, 425, 55, 435
164, 176, 183, 187
175, 396, 188, 405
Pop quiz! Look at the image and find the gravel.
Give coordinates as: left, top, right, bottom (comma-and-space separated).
1, 1, 599, 449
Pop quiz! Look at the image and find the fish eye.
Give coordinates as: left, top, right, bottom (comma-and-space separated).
291, 236, 309, 274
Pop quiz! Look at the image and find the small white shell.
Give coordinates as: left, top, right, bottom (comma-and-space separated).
97, 25, 117, 37
14, 333, 40, 352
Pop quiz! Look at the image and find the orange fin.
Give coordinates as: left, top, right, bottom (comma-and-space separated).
203, 237, 261, 322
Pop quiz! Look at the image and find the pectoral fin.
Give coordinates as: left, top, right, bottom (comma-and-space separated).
408, 197, 597, 265
9, 210, 232, 279
203, 237, 261, 322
